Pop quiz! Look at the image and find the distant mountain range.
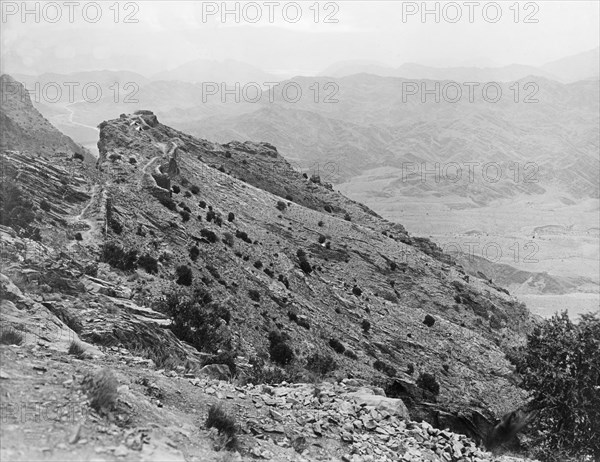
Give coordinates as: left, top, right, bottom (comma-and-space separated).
321, 47, 600, 83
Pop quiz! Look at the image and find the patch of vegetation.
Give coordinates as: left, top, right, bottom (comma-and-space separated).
204, 404, 237, 449
0, 180, 37, 236
190, 246, 200, 261
276, 200, 287, 211
228, 212, 235, 222
344, 213, 351, 221
423, 314, 436, 327
138, 254, 158, 274
329, 338, 345, 354
172, 185, 180, 194
0, 328, 24, 345
158, 196, 177, 211
268, 330, 295, 366
374, 359, 397, 377
40, 199, 51, 212
305, 353, 337, 376
200, 228, 218, 243
278, 275, 290, 289
235, 230, 252, 243
175, 265, 193, 286
352, 285, 362, 296
361, 319, 371, 333
179, 210, 190, 222
510, 311, 600, 461
159, 287, 231, 354
101, 243, 138, 272
318, 235, 326, 244
253, 260, 263, 269
68, 340, 86, 358
82, 368, 118, 413
222, 232, 235, 247
199, 200, 207, 209
248, 289, 260, 302
344, 349, 358, 360
190, 185, 200, 194
416, 372, 440, 396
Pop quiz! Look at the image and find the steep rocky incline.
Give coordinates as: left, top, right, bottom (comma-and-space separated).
0, 74, 89, 160
1, 107, 540, 460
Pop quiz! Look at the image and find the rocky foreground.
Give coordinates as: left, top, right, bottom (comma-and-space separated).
1, 265, 536, 462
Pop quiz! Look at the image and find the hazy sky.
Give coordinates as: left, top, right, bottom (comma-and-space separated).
1, 1, 599, 76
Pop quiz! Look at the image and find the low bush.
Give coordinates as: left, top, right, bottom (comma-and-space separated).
276, 201, 287, 211
305, 353, 337, 376
222, 232, 234, 247
190, 185, 200, 194
374, 360, 397, 377
352, 286, 362, 296
0, 328, 24, 345
175, 265, 193, 286
268, 331, 295, 366
172, 185, 180, 194
68, 340, 86, 358
329, 338, 345, 354
138, 254, 158, 274
101, 243, 138, 272
200, 228, 218, 243
423, 314, 436, 327
82, 368, 118, 413
205, 403, 237, 449
227, 212, 235, 222
190, 246, 200, 261
180, 211, 190, 222
248, 289, 260, 302
361, 319, 371, 333
416, 372, 440, 396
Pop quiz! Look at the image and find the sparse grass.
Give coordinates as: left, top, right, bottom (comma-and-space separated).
329, 338, 345, 354
206, 403, 238, 450
82, 368, 118, 413
0, 328, 24, 345
68, 340, 86, 358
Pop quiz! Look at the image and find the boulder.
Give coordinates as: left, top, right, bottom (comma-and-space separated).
199, 364, 231, 381
345, 391, 410, 421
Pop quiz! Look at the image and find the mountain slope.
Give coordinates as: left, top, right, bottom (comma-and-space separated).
0, 74, 89, 159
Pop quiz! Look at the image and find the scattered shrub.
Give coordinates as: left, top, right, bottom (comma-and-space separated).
268, 331, 295, 366
276, 201, 287, 211
318, 235, 326, 244
390, 261, 397, 271
278, 275, 290, 289
190, 185, 200, 194
68, 341, 86, 358
138, 254, 158, 274
406, 363, 415, 375
175, 265, 193, 286
373, 360, 397, 377
299, 260, 312, 274
352, 286, 362, 297
423, 314, 436, 327
306, 353, 337, 376
227, 212, 235, 222
0, 328, 24, 345
199, 201, 207, 209
200, 228, 218, 243
417, 372, 440, 396
101, 243, 138, 272
318, 220, 324, 227
344, 213, 352, 221
206, 210, 215, 222
510, 311, 600, 460
361, 319, 371, 333
264, 268, 274, 278
180, 210, 190, 222
172, 185, 180, 194
248, 289, 260, 302
158, 196, 177, 211
40, 199, 51, 212
82, 369, 118, 413
329, 338, 345, 354
236, 230, 252, 243
344, 349, 358, 360
74, 232, 83, 241
323, 205, 332, 213
222, 232, 234, 247
190, 246, 200, 261
253, 260, 263, 269
205, 404, 237, 449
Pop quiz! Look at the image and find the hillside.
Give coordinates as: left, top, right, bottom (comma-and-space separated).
1, 94, 540, 460
0, 74, 89, 160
